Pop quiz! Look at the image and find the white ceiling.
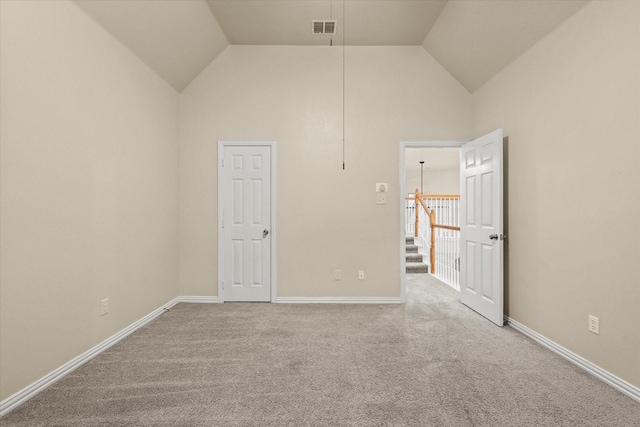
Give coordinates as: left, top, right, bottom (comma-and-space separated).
73, 0, 589, 93
423, 0, 589, 92
74, 0, 229, 92
206, 0, 447, 46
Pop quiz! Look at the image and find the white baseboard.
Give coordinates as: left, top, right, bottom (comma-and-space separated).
16, 298, 632, 418
276, 297, 402, 304
505, 316, 640, 403
179, 296, 219, 303
0, 297, 182, 417
2, 293, 402, 416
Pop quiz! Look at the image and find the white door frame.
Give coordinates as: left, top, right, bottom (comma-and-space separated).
399, 140, 467, 303
218, 141, 277, 303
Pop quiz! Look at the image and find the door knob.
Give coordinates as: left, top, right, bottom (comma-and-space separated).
489, 234, 498, 240
263, 229, 269, 238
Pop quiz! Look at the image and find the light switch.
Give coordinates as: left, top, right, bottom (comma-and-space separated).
376, 183, 388, 193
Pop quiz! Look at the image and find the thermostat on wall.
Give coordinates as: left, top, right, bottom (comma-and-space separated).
376, 183, 388, 193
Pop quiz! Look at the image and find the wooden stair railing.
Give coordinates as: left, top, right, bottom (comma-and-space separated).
414, 190, 461, 274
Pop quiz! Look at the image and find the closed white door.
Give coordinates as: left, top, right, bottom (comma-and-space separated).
221, 145, 271, 302
459, 130, 504, 326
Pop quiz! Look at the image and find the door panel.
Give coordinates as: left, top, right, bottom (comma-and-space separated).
460, 129, 504, 326
222, 145, 271, 302
465, 241, 476, 293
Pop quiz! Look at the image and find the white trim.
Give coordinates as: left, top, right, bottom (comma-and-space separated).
7, 300, 637, 418
399, 140, 467, 304
217, 142, 224, 302
217, 141, 277, 303
505, 316, 640, 403
276, 297, 402, 304
0, 293, 400, 416
0, 297, 182, 417
179, 296, 220, 303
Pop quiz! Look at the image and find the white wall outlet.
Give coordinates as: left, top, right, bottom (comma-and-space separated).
588, 315, 599, 334
334, 270, 341, 281
376, 193, 387, 205
100, 298, 109, 316
358, 270, 365, 280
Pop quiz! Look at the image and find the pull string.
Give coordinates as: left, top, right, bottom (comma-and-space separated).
330, 0, 333, 46
342, 0, 345, 170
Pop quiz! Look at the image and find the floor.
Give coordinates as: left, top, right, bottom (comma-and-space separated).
1, 274, 639, 426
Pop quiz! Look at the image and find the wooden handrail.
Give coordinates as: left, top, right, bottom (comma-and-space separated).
420, 194, 460, 199
415, 189, 436, 274
415, 190, 430, 214
413, 190, 462, 274
406, 194, 461, 200
434, 224, 460, 231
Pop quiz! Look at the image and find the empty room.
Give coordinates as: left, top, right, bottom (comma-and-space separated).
1, 0, 639, 425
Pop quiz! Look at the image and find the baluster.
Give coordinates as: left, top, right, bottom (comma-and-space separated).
430, 210, 436, 274
447, 232, 450, 284
450, 198, 453, 227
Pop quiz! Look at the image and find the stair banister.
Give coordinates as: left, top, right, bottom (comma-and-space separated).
411, 193, 462, 290
415, 189, 436, 274
414, 190, 420, 239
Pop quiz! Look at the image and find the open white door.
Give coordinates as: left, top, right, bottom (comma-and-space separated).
459, 129, 504, 326
220, 144, 272, 302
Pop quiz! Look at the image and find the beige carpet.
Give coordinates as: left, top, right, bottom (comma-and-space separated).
2, 274, 639, 426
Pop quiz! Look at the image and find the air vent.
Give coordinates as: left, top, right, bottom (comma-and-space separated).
312, 20, 337, 35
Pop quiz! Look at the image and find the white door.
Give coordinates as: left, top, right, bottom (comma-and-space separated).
459, 129, 504, 326
221, 144, 272, 302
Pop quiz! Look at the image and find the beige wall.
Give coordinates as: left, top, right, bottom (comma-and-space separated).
6, 0, 636, 407
473, 0, 640, 387
179, 45, 472, 298
0, 0, 179, 400
405, 168, 459, 197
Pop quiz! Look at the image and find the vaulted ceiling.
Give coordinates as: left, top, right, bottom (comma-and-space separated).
74, 0, 588, 93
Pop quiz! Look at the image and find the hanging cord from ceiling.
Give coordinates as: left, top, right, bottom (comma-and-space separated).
342, 0, 345, 170
330, 0, 345, 170
330, 0, 333, 46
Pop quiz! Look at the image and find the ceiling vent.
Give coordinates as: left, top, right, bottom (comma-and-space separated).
312, 20, 337, 35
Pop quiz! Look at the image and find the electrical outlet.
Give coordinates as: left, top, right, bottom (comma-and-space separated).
376, 193, 387, 205
334, 270, 341, 281
588, 315, 599, 334
101, 298, 109, 316
358, 270, 365, 280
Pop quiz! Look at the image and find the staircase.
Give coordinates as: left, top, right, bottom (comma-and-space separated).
406, 237, 429, 273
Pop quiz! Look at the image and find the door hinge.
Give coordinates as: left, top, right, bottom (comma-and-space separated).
222, 280, 225, 290
222, 219, 224, 229
222, 159, 225, 167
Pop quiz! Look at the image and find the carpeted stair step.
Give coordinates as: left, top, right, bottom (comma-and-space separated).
406, 236, 428, 273
406, 252, 423, 262
406, 262, 429, 274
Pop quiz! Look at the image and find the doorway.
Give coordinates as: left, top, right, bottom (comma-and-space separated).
400, 141, 465, 303
401, 130, 505, 326
404, 146, 462, 287
218, 141, 277, 302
